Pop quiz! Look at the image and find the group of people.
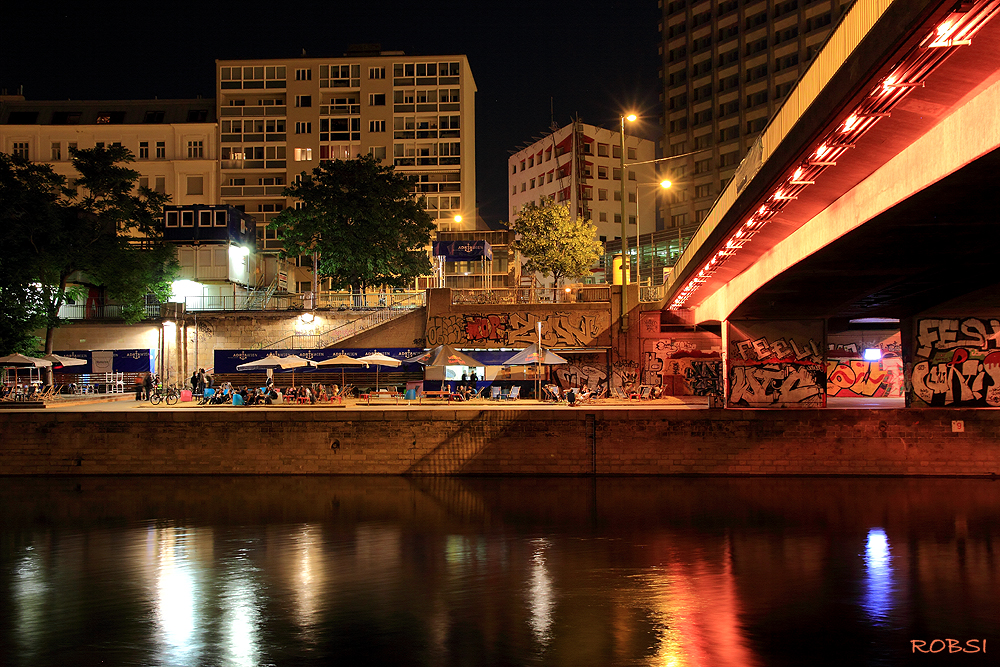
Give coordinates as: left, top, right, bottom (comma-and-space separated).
190, 368, 214, 395
133, 372, 161, 401
453, 371, 479, 401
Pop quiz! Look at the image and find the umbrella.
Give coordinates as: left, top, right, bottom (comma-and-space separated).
315, 353, 369, 388
501, 344, 568, 366
236, 354, 314, 386
0, 353, 53, 368
43, 354, 87, 369
0, 353, 52, 387
357, 352, 402, 391
280, 354, 317, 386
414, 344, 481, 368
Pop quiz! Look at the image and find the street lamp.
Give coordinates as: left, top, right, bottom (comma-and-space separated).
634, 179, 672, 284
619, 113, 636, 332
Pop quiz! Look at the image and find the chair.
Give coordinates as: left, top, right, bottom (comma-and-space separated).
638, 385, 652, 401
504, 386, 521, 401
490, 386, 501, 400
611, 386, 628, 401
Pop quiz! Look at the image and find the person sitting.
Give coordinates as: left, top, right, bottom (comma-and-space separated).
577, 383, 592, 402
651, 385, 664, 400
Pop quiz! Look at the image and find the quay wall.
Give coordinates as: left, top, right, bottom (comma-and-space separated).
0, 408, 998, 476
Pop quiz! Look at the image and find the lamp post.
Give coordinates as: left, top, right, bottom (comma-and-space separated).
619, 113, 636, 332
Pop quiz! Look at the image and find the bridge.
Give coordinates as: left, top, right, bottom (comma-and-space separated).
647, 0, 1000, 408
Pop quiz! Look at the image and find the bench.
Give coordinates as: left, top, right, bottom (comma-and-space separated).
419, 390, 459, 404
362, 391, 403, 405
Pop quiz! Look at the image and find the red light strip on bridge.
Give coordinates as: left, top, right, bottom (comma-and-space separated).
669, 0, 1000, 310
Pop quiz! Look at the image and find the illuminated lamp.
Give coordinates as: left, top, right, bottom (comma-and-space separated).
863, 348, 882, 361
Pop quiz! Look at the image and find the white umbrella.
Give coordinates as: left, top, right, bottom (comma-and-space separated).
0, 353, 52, 388
357, 352, 402, 391
43, 354, 87, 369
0, 353, 52, 368
236, 354, 300, 371
315, 353, 369, 387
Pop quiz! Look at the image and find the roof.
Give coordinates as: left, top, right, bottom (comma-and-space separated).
0, 98, 217, 125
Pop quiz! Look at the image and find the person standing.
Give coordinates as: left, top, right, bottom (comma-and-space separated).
143, 372, 154, 401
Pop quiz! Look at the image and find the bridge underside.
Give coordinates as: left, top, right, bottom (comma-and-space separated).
731, 145, 1000, 321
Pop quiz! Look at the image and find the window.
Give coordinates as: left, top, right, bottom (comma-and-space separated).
198, 210, 212, 227
628, 170, 636, 181
719, 126, 740, 142
614, 190, 622, 202
294, 148, 313, 161
165, 210, 178, 227
628, 192, 636, 203
528, 156, 534, 168
369, 120, 385, 132
628, 215, 636, 225
598, 189, 608, 201
694, 159, 712, 174
612, 145, 621, 159
694, 134, 713, 149
520, 160, 525, 171
295, 95, 312, 107
369, 146, 387, 160
51, 142, 61, 161
295, 122, 312, 134
614, 213, 622, 224
369, 67, 385, 79
12, 142, 28, 159
671, 213, 687, 226
599, 212, 607, 222
511, 164, 517, 175
156, 141, 166, 159
368, 93, 386, 106
696, 208, 710, 222
139, 141, 149, 159
530, 178, 535, 189
154, 177, 166, 194
187, 140, 204, 158
521, 183, 526, 192
695, 184, 712, 198
627, 147, 636, 160
295, 68, 311, 81
720, 150, 740, 166
598, 166, 608, 179
613, 168, 622, 181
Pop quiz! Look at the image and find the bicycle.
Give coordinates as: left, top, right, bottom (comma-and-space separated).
148, 383, 179, 406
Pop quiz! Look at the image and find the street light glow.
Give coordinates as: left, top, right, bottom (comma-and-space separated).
625, 114, 637, 122
660, 180, 672, 189
454, 215, 462, 223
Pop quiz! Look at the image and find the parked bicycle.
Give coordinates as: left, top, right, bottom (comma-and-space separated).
148, 383, 179, 406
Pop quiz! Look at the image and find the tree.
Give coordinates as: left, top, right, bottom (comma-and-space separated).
268, 155, 435, 299
0, 148, 176, 369
509, 200, 603, 286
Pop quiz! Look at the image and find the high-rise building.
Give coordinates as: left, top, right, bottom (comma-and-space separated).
508, 120, 656, 284
659, 0, 855, 228
215, 48, 476, 292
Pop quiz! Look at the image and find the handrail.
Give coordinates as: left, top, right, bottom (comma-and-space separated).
451, 287, 610, 305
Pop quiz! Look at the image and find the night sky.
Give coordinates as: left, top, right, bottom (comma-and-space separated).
1, 0, 661, 223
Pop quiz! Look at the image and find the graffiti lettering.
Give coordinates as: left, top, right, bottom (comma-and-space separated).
827, 360, 902, 398
463, 314, 509, 344
685, 361, 722, 396
916, 318, 1000, 357
733, 336, 821, 362
729, 364, 824, 407
427, 311, 610, 347
911, 351, 1000, 407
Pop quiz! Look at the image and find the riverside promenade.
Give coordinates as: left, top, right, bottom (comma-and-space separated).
1, 396, 998, 476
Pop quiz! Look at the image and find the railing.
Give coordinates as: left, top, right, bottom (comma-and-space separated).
639, 283, 668, 303
451, 287, 610, 305
259, 292, 426, 349
58, 302, 161, 321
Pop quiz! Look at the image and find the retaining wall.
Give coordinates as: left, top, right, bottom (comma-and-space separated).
2, 408, 998, 476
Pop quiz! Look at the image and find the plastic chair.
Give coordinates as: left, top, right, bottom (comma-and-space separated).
490, 386, 501, 400
504, 386, 521, 401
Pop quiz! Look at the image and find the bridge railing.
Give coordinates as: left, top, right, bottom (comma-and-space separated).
451, 287, 610, 305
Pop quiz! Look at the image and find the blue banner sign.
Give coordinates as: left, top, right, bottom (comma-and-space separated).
431, 240, 493, 261
52, 349, 154, 374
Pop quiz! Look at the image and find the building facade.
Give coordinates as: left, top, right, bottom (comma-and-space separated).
215, 49, 477, 293
0, 96, 218, 209
659, 0, 856, 228
508, 121, 656, 284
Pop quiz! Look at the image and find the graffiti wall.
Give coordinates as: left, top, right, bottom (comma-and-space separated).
552, 352, 609, 391
426, 310, 611, 348
826, 330, 903, 398
727, 320, 826, 408
911, 317, 1000, 407
639, 336, 723, 396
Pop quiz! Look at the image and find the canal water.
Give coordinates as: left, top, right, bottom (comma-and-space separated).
1, 476, 997, 666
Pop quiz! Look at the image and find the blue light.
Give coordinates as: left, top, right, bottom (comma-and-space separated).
862, 528, 894, 625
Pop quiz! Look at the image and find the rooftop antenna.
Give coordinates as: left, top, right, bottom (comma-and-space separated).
549, 97, 558, 132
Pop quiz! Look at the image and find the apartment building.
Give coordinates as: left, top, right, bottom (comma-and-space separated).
659, 0, 856, 228
215, 48, 477, 292
0, 96, 218, 208
508, 121, 656, 283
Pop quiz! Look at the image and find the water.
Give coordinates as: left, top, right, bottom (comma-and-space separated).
1, 476, 997, 666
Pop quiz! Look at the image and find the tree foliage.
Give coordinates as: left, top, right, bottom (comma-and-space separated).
269, 155, 436, 293
0, 148, 176, 359
509, 201, 603, 286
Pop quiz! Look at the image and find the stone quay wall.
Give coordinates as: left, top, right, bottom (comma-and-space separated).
1, 408, 998, 476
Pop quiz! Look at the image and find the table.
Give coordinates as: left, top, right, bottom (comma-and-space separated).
419, 390, 459, 404
362, 391, 403, 405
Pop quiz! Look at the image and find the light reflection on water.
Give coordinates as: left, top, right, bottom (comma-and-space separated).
0, 476, 998, 666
